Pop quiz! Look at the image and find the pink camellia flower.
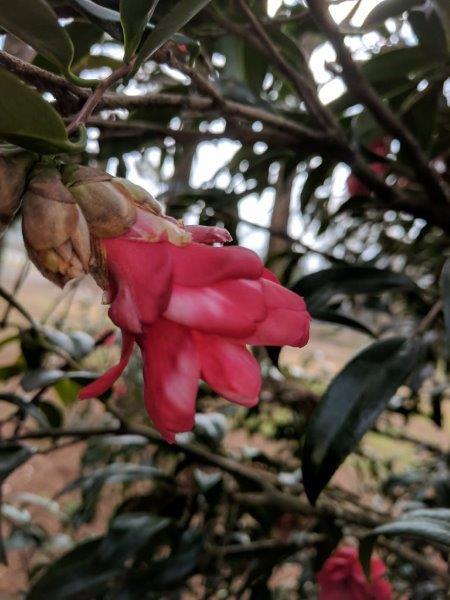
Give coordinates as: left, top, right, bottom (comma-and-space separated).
80, 208, 310, 442
317, 547, 392, 600
347, 139, 389, 197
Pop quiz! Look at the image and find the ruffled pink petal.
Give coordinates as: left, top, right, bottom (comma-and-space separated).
124, 208, 191, 246
239, 279, 310, 347
194, 332, 261, 406
170, 243, 264, 287
137, 319, 200, 442
184, 224, 232, 244
247, 307, 310, 347
164, 278, 267, 338
79, 331, 134, 399
104, 238, 173, 332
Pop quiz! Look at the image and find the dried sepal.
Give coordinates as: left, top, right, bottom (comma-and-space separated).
22, 165, 91, 287
62, 165, 137, 238
0, 152, 35, 235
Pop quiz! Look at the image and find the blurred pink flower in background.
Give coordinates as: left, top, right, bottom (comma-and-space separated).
347, 139, 389, 197
317, 546, 392, 600
80, 208, 310, 441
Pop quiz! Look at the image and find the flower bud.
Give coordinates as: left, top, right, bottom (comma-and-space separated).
22, 165, 91, 287
62, 165, 139, 238
113, 178, 162, 215
0, 152, 35, 235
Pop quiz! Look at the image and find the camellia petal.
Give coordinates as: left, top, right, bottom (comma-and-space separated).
171, 243, 264, 287
317, 547, 392, 600
184, 224, 233, 244
79, 332, 134, 400
137, 319, 200, 443
164, 279, 267, 338
194, 332, 261, 406
104, 237, 173, 332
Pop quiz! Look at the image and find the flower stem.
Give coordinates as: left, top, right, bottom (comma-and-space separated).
66, 61, 135, 136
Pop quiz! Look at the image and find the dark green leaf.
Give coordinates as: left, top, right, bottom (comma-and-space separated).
311, 310, 375, 338
0, 393, 49, 427
27, 539, 119, 600
361, 47, 443, 85
292, 266, 417, 312
68, 20, 105, 67
302, 337, 422, 504
0, 362, 25, 381
401, 82, 441, 152
21, 369, 98, 392
69, 0, 124, 40
58, 463, 168, 496
100, 513, 170, 564
120, 0, 160, 61
440, 258, 450, 354
300, 160, 334, 212
76, 54, 124, 71
37, 400, 63, 428
0, 69, 86, 154
360, 510, 450, 576
144, 530, 204, 589
0, 444, 34, 483
0, 0, 74, 73
409, 4, 448, 61
133, 0, 213, 72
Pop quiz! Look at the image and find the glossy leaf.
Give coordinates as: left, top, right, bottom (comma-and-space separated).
133, 0, 213, 72
440, 258, 450, 354
409, 4, 448, 61
0, 393, 50, 427
0, 444, 34, 483
292, 266, 417, 312
58, 463, 168, 496
68, 21, 105, 67
311, 310, 375, 338
99, 513, 170, 564
0, 0, 73, 74
302, 337, 422, 504
361, 47, 443, 85
401, 82, 441, 152
21, 369, 98, 392
360, 509, 450, 576
69, 0, 124, 40
0, 69, 86, 154
27, 539, 119, 600
144, 529, 204, 589
120, 0, 160, 61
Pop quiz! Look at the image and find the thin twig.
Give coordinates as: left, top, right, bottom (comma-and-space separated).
0, 285, 38, 329
66, 61, 134, 135
306, 0, 449, 208
235, 0, 335, 131
0, 259, 30, 328
412, 300, 443, 337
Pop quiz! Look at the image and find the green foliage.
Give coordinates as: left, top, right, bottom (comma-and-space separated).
132, 0, 213, 73
0, 69, 86, 153
302, 337, 422, 504
120, 0, 160, 61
